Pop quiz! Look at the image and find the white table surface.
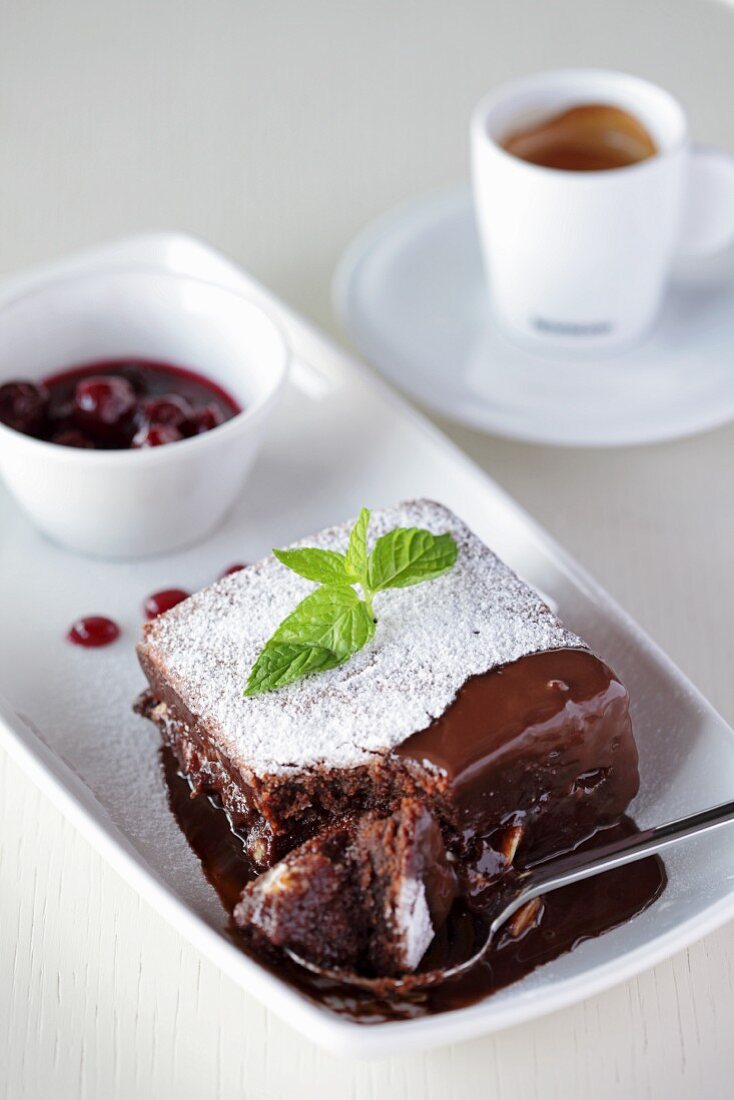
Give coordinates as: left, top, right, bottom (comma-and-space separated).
2, 0, 734, 1096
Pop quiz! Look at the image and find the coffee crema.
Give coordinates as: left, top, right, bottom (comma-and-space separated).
502, 103, 657, 172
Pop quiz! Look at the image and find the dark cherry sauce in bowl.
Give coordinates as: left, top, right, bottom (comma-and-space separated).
0, 359, 241, 451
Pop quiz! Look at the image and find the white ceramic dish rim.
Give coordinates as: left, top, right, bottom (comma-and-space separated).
1, 234, 733, 1060
0, 265, 291, 467
332, 186, 734, 447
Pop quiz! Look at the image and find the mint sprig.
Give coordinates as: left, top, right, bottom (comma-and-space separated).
244, 508, 458, 696
345, 507, 371, 587
272, 547, 349, 586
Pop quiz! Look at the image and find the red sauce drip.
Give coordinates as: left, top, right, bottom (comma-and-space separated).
220, 563, 246, 578
144, 589, 190, 621
67, 616, 120, 647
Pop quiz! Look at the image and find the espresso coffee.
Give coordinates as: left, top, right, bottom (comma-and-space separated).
502, 103, 657, 171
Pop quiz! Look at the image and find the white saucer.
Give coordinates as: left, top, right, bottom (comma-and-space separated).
334, 187, 734, 447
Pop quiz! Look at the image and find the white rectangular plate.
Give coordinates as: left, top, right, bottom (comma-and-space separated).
1, 235, 733, 1060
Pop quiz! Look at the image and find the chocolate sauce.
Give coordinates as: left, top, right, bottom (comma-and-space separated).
162, 748, 665, 1021
399, 649, 639, 858
502, 103, 657, 172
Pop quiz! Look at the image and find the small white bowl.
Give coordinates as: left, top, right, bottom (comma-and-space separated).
0, 268, 289, 557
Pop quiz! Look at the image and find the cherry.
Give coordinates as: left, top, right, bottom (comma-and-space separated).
0, 380, 48, 436
51, 428, 95, 448
116, 363, 148, 394
67, 616, 120, 647
144, 588, 190, 620
220, 563, 246, 578
185, 403, 225, 436
46, 397, 76, 434
73, 375, 137, 445
132, 422, 182, 448
142, 394, 192, 429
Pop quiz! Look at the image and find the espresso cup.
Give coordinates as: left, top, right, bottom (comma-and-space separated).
471, 69, 734, 354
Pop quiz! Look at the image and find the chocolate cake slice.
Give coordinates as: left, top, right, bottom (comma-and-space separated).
136, 500, 639, 872
234, 799, 456, 976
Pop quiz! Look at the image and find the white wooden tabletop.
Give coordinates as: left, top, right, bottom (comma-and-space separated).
2, 0, 734, 1096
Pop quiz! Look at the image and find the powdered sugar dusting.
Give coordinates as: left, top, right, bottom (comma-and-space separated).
139, 501, 584, 778
394, 877, 434, 971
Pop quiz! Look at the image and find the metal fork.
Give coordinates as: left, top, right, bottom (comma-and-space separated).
286, 798, 734, 994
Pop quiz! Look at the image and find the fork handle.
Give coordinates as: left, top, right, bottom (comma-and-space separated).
493, 798, 734, 934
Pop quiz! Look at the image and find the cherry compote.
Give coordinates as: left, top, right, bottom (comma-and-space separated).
144, 588, 191, 620
0, 381, 48, 435
220, 563, 246, 578
67, 616, 121, 647
0, 359, 241, 450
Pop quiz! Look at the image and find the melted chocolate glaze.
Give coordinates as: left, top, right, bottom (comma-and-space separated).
141, 648, 640, 874
162, 748, 666, 1021
398, 649, 639, 859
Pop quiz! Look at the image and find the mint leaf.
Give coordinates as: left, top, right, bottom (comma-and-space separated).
273, 547, 348, 586
244, 585, 375, 696
273, 584, 375, 658
244, 508, 460, 695
244, 642, 341, 696
345, 507, 371, 582
368, 528, 458, 590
